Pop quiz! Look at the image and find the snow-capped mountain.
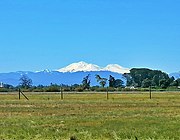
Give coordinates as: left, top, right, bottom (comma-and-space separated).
35, 69, 52, 73
103, 64, 130, 74
0, 61, 129, 86
58, 61, 101, 73
0, 71, 126, 86
57, 61, 130, 74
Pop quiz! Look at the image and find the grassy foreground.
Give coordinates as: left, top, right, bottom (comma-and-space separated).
0, 92, 179, 140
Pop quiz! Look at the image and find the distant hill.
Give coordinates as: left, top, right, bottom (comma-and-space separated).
0, 71, 126, 86
0, 62, 128, 86
1, 61, 179, 87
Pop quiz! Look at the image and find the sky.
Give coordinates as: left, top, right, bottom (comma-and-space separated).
0, 0, 180, 73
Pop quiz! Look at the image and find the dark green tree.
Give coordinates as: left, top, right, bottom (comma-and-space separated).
170, 80, 178, 87
114, 79, 124, 88
109, 75, 115, 87
159, 79, 170, 89
123, 73, 133, 86
125, 68, 171, 88
108, 75, 124, 88
82, 74, 91, 90
142, 78, 152, 88
152, 75, 159, 86
95, 75, 107, 87
175, 78, 180, 86
170, 76, 175, 83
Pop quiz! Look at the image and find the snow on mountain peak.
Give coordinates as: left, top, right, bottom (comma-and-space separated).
36, 69, 52, 73
57, 61, 130, 74
103, 64, 130, 74
57, 61, 101, 73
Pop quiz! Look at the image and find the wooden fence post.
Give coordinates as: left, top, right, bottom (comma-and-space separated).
60, 86, 63, 100
106, 87, 109, 100
19, 89, 21, 100
149, 85, 152, 99
18, 89, 29, 100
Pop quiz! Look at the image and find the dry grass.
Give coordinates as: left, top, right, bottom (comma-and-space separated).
0, 92, 180, 139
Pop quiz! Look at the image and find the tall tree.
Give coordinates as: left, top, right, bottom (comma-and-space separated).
19, 75, 33, 88
126, 68, 171, 88
95, 74, 107, 87
82, 74, 91, 90
109, 75, 115, 87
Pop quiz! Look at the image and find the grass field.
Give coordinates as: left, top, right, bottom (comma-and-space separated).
0, 92, 180, 140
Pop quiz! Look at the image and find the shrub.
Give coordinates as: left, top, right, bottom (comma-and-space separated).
45, 85, 60, 92
75, 87, 84, 92
96, 87, 107, 92
0, 88, 8, 92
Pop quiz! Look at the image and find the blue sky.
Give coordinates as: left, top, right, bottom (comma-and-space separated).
0, 0, 179, 73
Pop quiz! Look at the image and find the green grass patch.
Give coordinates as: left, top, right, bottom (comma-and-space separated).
0, 92, 179, 139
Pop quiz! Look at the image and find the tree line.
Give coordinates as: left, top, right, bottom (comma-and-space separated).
1, 68, 180, 92
123, 68, 180, 89
0, 74, 124, 92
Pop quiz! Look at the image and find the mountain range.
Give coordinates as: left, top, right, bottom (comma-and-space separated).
57, 61, 130, 74
0, 61, 179, 87
0, 62, 129, 86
